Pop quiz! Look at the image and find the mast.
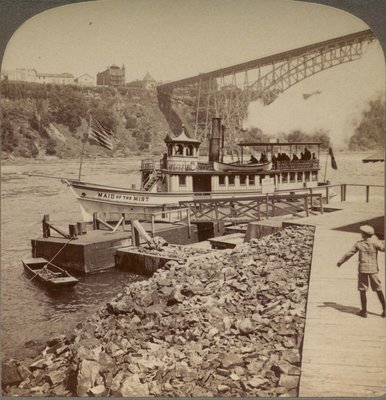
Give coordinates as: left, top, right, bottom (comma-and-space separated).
78, 113, 91, 181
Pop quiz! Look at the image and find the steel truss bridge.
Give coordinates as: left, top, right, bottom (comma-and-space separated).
157, 29, 376, 144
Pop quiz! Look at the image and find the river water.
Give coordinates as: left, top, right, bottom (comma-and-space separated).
1, 157, 145, 361
1, 152, 383, 361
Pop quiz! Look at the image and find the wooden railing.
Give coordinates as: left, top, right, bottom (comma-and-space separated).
275, 160, 319, 170
309, 183, 382, 204
180, 193, 324, 222
150, 207, 192, 237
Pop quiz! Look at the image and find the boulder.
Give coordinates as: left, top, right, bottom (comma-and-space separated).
220, 354, 245, 369
279, 374, 299, 390
76, 360, 100, 396
217, 384, 230, 393
88, 384, 107, 397
118, 374, 149, 396
47, 368, 67, 385
109, 371, 124, 394
237, 318, 254, 335
2, 363, 22, 387
17, 365, 33, 381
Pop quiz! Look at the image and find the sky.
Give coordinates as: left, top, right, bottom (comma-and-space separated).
1, 0, 384, 147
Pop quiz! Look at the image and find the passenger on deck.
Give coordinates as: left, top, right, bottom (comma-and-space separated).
162, 153, 167, 168
249, 155, 258, 163
300, 151, 305, 160
292, 153, 299, 161
281, 152, 290, 161
312, 152, 316, 159
303, 147, 311, 160
259, 152, 268, 163
272, 154, 277, 165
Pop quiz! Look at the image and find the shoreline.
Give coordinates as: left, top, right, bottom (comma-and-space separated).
2, 225, 315, 397
0, 150, 378, 165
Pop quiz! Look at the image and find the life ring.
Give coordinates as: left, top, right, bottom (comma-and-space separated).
190, 161, 198, 170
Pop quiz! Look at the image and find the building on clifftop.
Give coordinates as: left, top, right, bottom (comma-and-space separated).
75, 73, 95, 87
97, 64, 125, 87
142, 72, 156, 90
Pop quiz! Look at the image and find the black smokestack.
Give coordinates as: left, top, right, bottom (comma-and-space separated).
221, 124, 226, 162
209, 117, 222, 162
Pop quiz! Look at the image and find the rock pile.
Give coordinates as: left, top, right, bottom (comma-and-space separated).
2, 225, 315, 397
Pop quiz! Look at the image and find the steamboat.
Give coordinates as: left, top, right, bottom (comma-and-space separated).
64, 117, 330, 222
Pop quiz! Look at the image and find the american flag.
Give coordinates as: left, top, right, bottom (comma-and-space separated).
329, 146, 338, 170
88, 116, 113, 151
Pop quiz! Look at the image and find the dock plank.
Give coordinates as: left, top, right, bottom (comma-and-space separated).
298, 202, 386, 397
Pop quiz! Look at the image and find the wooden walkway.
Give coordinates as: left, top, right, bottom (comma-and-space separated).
299, 219, 386, 396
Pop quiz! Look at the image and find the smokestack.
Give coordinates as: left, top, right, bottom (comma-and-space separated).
221, 124, 226, 162
209, 117, 222, 162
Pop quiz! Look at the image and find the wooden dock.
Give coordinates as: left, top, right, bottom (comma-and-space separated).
298, 202, 386, 397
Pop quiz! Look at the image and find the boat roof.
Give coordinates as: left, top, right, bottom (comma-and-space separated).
22, 257, 48, 264
164, 131, 201, 144
238, 141, 322, 147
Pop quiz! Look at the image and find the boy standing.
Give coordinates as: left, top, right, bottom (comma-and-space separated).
337, 225, 385, 318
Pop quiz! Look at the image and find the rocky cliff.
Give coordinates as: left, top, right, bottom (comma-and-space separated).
0, 81, 171, 160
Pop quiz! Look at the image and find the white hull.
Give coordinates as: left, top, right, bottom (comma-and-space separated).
66, 180, 331, 222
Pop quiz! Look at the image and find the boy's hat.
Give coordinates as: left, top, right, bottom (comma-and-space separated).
360, 225, 374, 235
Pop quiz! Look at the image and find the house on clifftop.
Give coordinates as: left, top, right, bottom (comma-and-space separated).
97, 64, 125, 87
75, 73, 95, 87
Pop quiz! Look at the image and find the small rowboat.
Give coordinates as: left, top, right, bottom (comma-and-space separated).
22, 257, 79, 288
213, 160, 272, 172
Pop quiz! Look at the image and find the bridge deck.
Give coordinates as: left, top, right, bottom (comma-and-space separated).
298, 202, 386, 397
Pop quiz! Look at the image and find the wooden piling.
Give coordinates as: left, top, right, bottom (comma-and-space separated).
305, 195, 309, 217
131, 220, 140, 246
187, 208, 191, 238
69, 224, 78, 239
77, 222, 87, 235
42, 214, 50, 238
93, 212, 99, 230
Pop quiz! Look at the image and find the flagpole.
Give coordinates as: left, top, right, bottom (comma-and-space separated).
78, 114, 91, 181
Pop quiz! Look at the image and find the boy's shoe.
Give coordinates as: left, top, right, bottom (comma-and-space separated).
381, 310, 385, 318
357, 310, 368, 318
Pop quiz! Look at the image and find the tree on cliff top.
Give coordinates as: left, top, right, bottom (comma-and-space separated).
349, 96, 385, 151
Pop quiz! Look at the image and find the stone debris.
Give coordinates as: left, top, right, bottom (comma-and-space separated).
137, 237, 212, 261
2, 225, 314, 397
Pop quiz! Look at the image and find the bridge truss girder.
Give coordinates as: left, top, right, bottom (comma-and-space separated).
157, 29, 376, 146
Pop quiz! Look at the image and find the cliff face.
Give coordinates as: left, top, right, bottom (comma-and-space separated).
0, 81, 171, 159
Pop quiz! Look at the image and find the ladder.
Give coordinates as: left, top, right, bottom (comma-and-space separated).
143, 172, 159, 191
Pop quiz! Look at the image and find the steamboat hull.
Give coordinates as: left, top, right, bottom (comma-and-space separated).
67, 180, 331, 222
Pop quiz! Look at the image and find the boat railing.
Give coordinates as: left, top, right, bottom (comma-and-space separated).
165, 160, 198, 171
141, 159, 156, 171
275, 160, 319, 170
197, 162, 215, 171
